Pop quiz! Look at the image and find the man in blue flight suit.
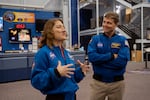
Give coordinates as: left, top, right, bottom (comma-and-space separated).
88, 11, 130, 100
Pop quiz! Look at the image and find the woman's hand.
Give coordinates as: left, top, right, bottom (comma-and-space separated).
56, 61, 75, 78
77, 60, 90, 76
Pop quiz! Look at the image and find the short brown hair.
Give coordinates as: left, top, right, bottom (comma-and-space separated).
104, 11, 119, 24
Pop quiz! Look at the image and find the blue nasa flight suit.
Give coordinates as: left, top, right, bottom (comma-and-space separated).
31, 45, 84, 100
88, 33, 130, 83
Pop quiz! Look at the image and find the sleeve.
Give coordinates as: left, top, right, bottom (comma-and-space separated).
106, 39, 130, 69
31, 51, 62, 91
87, 35, 113, 64
74, 67, 84, 83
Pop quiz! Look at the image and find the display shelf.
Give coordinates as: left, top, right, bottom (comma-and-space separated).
80, 27, 131, 39
0, 51, 85, 83
78, 0, 114, 36
116, 0, 150, 61
78, 0, 98, 40
136, 39, 150, 43
79, 0, 96, 9
80, 27, 103, 36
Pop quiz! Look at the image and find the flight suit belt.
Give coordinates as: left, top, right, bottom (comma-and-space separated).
93, 74, 124, 82
46, 93, 64, 100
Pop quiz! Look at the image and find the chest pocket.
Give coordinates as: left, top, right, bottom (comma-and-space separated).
111, 43, 121, 54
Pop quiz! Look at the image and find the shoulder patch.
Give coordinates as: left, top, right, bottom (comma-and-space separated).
125, 40, 129, 47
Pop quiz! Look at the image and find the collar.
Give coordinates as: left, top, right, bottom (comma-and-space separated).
103, 32, 117, 38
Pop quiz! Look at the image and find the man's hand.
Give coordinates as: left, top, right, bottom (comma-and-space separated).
113, 54, 118, 59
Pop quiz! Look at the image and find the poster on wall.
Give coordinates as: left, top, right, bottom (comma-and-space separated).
9, 28, 32, 43
3, 11, 35, 23
0, 17, 3, 31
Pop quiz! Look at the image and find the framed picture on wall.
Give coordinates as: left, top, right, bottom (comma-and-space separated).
9, 28, 32, 43
0, 17, 3, 31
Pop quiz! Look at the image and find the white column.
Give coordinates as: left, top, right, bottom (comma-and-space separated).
141, 5, 144, 61
96, 0, 99, 35
62, 0, 72, 49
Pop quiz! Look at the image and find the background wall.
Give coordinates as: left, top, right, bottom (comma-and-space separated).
0, 8, 55, 52
0, 0, 79, 52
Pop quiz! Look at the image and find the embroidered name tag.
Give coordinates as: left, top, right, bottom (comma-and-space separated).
111, 43, 121, 48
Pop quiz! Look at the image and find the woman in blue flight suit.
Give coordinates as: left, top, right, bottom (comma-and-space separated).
31, 18, 89, 100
